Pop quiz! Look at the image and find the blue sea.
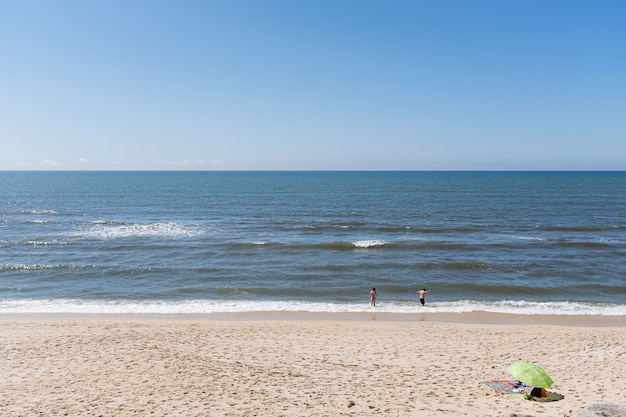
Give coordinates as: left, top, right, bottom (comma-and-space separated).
1, 171, 624, 316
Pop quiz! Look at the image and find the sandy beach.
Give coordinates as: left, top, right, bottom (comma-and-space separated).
0, 314, 624, 417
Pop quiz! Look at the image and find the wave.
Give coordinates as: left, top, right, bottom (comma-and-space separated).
1, 209, 59, 215
353, 240, 386, 248
553, 240, 622, 248
535, 225, 626, 232
0, 299, 624, 316
290, 221, 366, 231
225, 240, 392, 250
513, 236, 547, 242
0, 240, 68, 247
223, 236, 622, 252
26, 210, 58, 215
0, 263, 85, 271
24, 240, 67, 246
68, 222, 206, 239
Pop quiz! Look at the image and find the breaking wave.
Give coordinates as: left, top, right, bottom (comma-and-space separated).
69, 222, 205, 239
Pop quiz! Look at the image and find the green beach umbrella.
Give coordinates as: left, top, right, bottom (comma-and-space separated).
508, 362, 554, 388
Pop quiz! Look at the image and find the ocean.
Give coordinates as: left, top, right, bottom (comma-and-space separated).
1, 171, 624, 316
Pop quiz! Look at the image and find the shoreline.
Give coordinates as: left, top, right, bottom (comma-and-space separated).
1, 310, 624, 327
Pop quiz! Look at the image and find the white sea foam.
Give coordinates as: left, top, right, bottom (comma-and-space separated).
514, 236, 547, 241
353, 240, 386, 248
1, 299, 624, 316
1, 264, 56, 271
28, 210, 58, 215
25, 240, 66, 246
70, 222, 205, 239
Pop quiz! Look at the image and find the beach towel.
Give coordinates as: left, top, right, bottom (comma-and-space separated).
483, 379, 533, 395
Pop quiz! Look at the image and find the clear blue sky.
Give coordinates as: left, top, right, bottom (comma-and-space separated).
2, 0, 625, 170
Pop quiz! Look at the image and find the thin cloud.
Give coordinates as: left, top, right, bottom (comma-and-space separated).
165, 160, 209, 167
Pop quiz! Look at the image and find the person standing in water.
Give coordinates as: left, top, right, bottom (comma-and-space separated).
417, 288, 430, 306
370, 288, 377, 306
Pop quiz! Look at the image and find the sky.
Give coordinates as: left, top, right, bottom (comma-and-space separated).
1, 0, 625, 170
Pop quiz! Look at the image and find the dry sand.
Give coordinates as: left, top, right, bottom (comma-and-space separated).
0, 314, 624, 417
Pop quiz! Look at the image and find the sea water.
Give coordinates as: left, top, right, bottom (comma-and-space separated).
1, 171, 624, 315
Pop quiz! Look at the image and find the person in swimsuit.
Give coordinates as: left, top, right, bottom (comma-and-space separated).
370, 288, 377, 306
417, 288, 430, 306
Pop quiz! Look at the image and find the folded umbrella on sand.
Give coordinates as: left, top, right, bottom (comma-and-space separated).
508, 361, 554, 389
